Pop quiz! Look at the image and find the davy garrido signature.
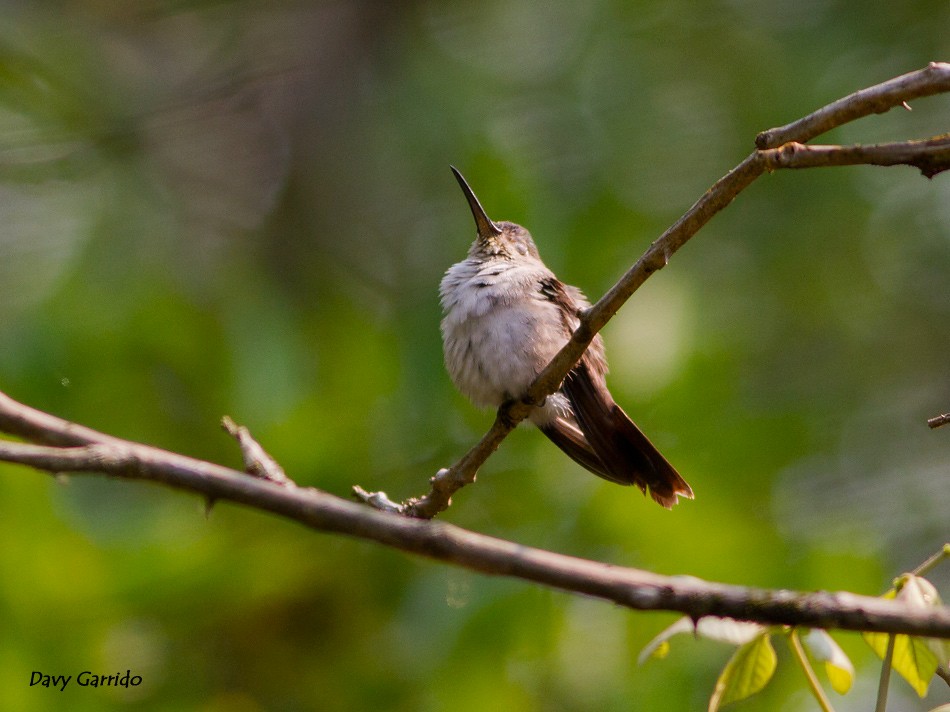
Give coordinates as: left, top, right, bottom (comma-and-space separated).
30, 670, 142, 692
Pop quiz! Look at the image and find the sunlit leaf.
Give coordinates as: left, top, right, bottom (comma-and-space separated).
708, 633, 776, 711
928, 639, 950, 674
638, 616, 765, 665
863, 576, 943, 697
897, 576, 950, 667
801, 628, 854, 694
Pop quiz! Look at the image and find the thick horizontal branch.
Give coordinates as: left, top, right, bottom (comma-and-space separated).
0, 390, 948, 637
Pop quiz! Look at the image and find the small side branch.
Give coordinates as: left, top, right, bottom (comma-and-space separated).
760, 136, 950, 178
928, 413, 950, 429
221, 416, 293, 486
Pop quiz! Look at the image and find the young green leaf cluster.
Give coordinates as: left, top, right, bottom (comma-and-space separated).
641, 547, 950, 711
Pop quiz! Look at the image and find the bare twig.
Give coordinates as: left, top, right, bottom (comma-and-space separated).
874, 634, 897, 712
912, 543, 950, 576
755, 62, 950, 148
788, 630, 835, 712
0, 389, 949, 638
221, 415, 293, 486
759, 135, 950, 178
352, 485, 405, 514
360, 62, 950, 518
928, 413, 950, 429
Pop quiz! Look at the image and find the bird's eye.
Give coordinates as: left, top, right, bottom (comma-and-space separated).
515, 242, 527, 255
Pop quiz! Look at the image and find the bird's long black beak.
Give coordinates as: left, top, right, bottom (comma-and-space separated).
451, 166, 503, 239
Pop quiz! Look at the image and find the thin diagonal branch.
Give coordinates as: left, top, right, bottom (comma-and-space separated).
0, 389, 948, 638
360, 62, 950, 519
755, 61, 950, 148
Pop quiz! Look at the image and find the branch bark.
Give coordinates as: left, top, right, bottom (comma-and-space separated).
356, 61, 950, 518
0, 389, 948, 638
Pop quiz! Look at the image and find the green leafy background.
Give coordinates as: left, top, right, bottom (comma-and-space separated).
0, 1, 948, 710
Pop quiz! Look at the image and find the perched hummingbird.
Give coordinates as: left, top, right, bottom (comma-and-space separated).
440, 167, 693, 508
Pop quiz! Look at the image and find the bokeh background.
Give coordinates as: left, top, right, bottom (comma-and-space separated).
0, 1, 948, 710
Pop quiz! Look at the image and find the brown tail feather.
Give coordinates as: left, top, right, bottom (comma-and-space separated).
540, 417, 618, 483
561, 363, 693, 508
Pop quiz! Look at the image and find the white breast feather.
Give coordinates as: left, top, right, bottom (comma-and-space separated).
440, 257, 574, 425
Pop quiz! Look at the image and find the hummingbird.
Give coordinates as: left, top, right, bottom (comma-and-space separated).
440, 167, 693, 508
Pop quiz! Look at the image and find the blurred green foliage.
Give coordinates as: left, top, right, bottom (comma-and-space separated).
0, 1, 948, 710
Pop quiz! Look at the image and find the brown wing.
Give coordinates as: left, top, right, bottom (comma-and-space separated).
536, 274, 693, 507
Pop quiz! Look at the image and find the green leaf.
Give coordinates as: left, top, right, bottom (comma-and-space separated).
863, 576, 943, 697
801, 628, 854, 694
865, 634, 938, 697
709, 633, 777, 711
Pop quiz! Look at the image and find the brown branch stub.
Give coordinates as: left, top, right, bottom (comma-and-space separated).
221, 416, 294, 487
352, 485, 406, 514
928, 413, 950, 429
760, 136, 950, 178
